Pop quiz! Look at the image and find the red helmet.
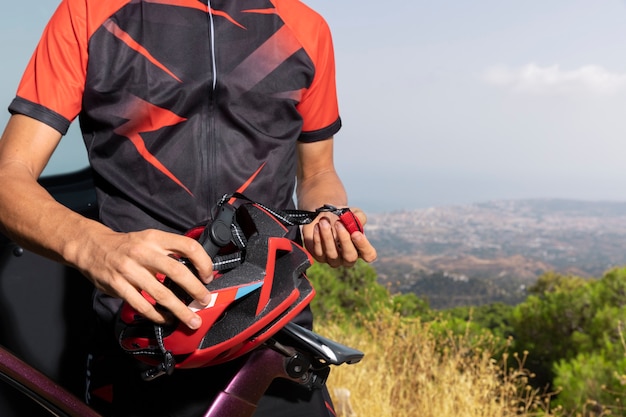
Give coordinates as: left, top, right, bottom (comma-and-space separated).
116, 202, 316, 379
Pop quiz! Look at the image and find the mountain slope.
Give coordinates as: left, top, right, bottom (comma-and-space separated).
366, 199, 626, 308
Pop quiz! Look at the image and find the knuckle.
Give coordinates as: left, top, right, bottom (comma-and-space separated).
170, 257, 191, 275
133, 302, 154, 318
141, 229, 160, 240
125, 243, 145, 261
312, 254, 326, 264
182, 278, 205, 297
184, 238, 204, 255
343, 252, 359, 264
328, 260, 342, 269
148, 284, 170, 302
115, 256, 136, 275
364, 249, 378, 262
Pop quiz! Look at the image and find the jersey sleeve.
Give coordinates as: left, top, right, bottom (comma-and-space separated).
297, 18, 341, 142
279, 2, 341, 142
8, 0, 88, 135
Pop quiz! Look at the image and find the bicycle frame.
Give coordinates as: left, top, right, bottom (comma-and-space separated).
0, 323, 363, 417
204, 347, 310, 417
0, 344, 101, 417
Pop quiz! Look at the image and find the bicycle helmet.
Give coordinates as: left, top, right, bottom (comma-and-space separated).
116, 200, 316, 379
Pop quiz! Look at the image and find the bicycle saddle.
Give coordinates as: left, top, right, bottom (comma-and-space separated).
277, 322, 364, 366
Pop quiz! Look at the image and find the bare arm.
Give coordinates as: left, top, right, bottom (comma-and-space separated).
296, 138, 377, 267
0, 115, 213, 329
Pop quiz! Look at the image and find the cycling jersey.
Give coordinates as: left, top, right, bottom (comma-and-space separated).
9, 0, 341, 235
9, 2, 342, 414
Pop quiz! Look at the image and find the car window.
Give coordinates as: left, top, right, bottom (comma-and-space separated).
0, 113, 88, 178
41, 124, 89, 177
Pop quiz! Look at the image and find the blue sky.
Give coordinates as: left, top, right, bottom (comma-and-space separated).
3, 1, 626, 212
308, 0, 626, 211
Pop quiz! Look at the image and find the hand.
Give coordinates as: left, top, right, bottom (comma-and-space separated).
302, 207, 377, 268
79, 229, 214, 329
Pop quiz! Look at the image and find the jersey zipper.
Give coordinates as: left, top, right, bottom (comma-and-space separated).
205, 0, 219, 215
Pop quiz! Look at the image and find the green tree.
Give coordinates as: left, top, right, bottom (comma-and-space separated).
511, 268, 626, 413
510, 272, 594, 386
307, 260, 389, 321
307, 260, 430, 322
447, 302, 514, 337
528, 271, 589, 296
391, 292, 430, 317
553, 352, 626, 415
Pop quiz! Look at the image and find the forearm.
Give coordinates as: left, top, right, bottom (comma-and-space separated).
0, 161, 110, 269
0, 114, 107, 269
296, 168, 348, 211
0, 161, 214, 329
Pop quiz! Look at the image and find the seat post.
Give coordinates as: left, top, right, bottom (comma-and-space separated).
203, 347, 299, 417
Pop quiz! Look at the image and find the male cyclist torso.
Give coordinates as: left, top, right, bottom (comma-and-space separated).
9, 1, 340, 415
11, 0, 340, 234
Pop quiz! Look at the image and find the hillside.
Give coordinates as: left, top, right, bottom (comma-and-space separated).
366, 199, 626, 308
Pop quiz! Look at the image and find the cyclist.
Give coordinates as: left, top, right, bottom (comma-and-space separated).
0, 0, 376, 416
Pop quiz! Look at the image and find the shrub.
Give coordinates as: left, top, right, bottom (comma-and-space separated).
317, 308, 560, 417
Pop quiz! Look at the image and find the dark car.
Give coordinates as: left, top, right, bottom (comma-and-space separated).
0, 166, 99, 417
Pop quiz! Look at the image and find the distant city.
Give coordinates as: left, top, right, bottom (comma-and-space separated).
366, 199, 626, 308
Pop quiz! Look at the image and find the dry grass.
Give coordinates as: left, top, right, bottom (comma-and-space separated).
317, 311, 561, 417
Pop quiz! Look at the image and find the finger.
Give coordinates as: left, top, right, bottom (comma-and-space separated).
118, 282, 171, 325
129, 241, 211, 323
160, 255, 213, 305
351, 232, 378, 263
318, 217, 342, 267
334, 221, 358, 267
185, 240, 214, 283
140, 276, 203, 329
309, 222, 327, 262
161, 234, 214, 283
351, 208, 368, 228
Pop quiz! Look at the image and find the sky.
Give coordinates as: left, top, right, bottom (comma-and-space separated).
3, 1, 626, 213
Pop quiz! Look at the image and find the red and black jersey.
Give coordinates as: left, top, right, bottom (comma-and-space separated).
9, 0, 341, 234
